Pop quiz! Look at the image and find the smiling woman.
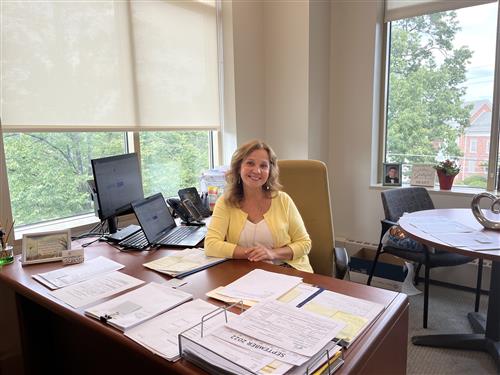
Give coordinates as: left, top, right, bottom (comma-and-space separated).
204, 140, 313, 273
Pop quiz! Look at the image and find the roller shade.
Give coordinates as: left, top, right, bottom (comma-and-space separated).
385, 0, 497, 22
0, 0, 220, 132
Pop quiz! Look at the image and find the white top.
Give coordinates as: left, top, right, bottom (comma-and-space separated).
238, 220, 283, 265
238, 219, 274, 248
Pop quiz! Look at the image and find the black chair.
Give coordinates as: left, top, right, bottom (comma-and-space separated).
367, 187, 483, 328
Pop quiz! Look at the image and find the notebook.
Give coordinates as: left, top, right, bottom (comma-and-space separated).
131, 193, 207, 248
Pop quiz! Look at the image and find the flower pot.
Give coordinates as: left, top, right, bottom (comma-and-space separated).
436, 170, 456, 190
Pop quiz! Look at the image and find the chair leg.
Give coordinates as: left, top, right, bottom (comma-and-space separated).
367, 243, 383, 286
423, 264, 430, 329
475, 259, 483, 313
414, 263, 422, 286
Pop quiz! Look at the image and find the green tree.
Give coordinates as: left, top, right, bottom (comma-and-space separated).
387, 11, 472, 164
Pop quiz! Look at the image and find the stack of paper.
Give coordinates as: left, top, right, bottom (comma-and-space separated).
301, 290, 385, 347
85, 282, 193, 331
50, 271, 144, 309
125, 299, 234, 361
33, 256, 124, 289
143, 248, 226, 278
206, 282, 321, 309
214, 269, 303, 303
179, 300, 344, 374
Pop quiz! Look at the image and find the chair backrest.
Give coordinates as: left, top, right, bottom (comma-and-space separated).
277, 160, 335, 276
381, 187, 434, 222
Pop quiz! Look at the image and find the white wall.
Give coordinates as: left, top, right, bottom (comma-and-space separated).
264, 1, 310, 159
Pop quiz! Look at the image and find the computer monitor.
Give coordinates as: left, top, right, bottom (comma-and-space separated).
91, 153, 144, 234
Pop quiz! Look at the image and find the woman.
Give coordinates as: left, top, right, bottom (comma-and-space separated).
204, 140, 313, 272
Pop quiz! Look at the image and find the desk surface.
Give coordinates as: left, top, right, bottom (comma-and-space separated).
0, 240, 409, 375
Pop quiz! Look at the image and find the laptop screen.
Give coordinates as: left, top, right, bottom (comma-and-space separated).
133, 193, 176, 242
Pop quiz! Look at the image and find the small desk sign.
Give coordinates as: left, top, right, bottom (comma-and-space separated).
411, 164, 435, 187
62, 247, 84, 265
21, 229, 71, 265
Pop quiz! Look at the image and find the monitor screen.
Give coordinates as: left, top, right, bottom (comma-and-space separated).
91, 153, 144, 222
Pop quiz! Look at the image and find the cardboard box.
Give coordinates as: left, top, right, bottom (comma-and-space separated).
349, 248, 407, 282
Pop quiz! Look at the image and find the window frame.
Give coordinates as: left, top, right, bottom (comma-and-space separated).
380, 1, 500, 192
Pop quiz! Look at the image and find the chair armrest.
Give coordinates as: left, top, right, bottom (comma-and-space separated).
334, 247, 349, 279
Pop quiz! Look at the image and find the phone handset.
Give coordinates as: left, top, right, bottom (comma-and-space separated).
182, 199, 204, 224
167, 198, 205, 226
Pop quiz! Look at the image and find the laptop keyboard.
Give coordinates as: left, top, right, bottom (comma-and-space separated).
158, 226, 199, 245
118, 230, 149, 250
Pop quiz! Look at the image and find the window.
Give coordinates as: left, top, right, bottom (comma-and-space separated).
467, 160, 476, 173
469, 139, 477, 153
0, 1, 221, 231
383, 1, 497, 190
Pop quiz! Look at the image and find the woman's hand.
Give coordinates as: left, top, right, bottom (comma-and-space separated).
245, 244, 275, 262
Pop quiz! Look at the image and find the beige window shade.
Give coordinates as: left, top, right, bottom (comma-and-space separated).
385, 0, 497, 22
1, 0, 220, 132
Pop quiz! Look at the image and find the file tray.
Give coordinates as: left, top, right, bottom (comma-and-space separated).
178, 303, 344, 375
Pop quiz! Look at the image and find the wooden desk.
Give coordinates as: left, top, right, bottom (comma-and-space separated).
0, 241, 409, 375
399, 209, 500, 371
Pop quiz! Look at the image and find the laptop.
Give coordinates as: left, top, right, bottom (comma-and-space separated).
120, 193, 207, 249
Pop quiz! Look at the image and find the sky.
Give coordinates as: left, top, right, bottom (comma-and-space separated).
455, 2, 497, 102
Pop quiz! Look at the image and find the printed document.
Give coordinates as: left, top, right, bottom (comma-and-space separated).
212, 326, 310, 366
217, 269, 302, 302
430, 231, 500, 251
226, 300, 345, 357
407, 216, 475, 233
50, 271, 144, 308
143, 248, 225, 277
125, 299, 231, 361
34, 256, 124, 289
302, 290, 384, 345
84, 282, 192, 331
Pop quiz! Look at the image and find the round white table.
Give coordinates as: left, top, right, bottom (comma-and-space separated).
399, 208, 500, 370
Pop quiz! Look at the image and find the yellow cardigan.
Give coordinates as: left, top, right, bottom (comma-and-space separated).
204, 191, 313, 273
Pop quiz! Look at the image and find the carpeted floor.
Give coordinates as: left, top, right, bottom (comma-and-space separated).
407, 284, 496, 374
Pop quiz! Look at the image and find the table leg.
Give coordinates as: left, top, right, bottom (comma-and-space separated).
412, 260, 500, 371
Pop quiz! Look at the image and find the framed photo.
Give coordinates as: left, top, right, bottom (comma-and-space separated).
21, 229, 71, 265
383, 163, 402, 186
410, 164, 436, 187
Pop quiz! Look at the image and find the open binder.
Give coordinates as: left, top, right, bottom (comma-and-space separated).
178, 303, 344, 375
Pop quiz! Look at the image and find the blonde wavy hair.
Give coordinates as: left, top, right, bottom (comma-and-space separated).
224, 140, 282, 207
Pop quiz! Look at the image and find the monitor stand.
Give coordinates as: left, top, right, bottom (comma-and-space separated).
105, 217, 141, 242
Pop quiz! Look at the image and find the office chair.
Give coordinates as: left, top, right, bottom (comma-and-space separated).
277, 160, 348, 278
367, 187, 483, 328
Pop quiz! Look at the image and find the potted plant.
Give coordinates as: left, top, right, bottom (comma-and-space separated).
433, 159, 460, 190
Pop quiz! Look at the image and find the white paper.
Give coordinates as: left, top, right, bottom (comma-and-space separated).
218, 269, 302, 302
213, 326, 309, 366
431, 231, 500, 250
302, 289, 385, 345
143, 248, 225, 277
35, 256, 124, 289
125, 299, 228, 361
407, 217, 475, 233
50, 271, 144, 308
85, 282, 192, 331
226, 300, 344, 357
195, 334, 277, 374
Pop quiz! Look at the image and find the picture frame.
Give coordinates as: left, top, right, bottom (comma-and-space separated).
21, 229, 71, 265
410, 164, 436, 187
383, 163, 402, 186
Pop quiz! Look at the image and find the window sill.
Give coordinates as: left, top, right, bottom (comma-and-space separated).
369, 184, 494, 198
14, 213, 137, 241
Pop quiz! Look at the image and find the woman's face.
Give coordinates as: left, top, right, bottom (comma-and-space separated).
239, 149, 270, 190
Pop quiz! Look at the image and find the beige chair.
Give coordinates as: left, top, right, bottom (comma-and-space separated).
278, 160, 347, 277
